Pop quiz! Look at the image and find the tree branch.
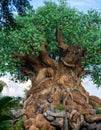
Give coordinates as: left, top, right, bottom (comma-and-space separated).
12, 51, 42, 75
39, 44, 58, 69
60, 45, 81, 67
56, 24, 68, 51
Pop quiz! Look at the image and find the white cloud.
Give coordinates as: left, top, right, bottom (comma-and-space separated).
82, 77, 101, 98
0, 75, 31, 97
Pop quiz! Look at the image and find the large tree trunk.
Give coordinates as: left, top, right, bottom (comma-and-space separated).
22, 68, 101, 129
13, 32, 101, 130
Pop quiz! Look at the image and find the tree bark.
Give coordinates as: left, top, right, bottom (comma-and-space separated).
12, 41, 101, 130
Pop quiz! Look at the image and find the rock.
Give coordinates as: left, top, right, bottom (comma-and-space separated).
10, 109, 25, 118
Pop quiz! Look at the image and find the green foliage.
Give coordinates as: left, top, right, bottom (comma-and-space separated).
16, 120, 24, 130
96, 110, 101, 114
0, 120, 14, 130
55, 106, 64, 111
0, 80, 6, 92
0, 1, 101, 86
40, 128, 46, 130
0, 80, 21, 130
96, 106, 101, 114
0, 96, 20, 130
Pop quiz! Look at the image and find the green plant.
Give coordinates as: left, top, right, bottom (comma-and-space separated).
95, 106, 101, 114
96, 109, 101, 114
16, 120, 24, 130
0, 80, 21, 130
55, 106, 65, 111
40, 128, 46, 130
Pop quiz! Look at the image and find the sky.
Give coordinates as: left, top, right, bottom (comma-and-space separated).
30, 0, 101, 12
0, 73, 31, 98
0, 0, 101, 98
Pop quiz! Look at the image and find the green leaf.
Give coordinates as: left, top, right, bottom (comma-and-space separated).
55, 106, 64, 111
0, 115, 12, 122
0, 96, 13, 110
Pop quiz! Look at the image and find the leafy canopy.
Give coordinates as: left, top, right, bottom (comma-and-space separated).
0, 1, 101, 86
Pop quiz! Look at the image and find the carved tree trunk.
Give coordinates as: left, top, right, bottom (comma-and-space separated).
13, 31, 101, 130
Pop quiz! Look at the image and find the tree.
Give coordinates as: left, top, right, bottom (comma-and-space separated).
0, 1, 101, 129
0, 0, 31, 27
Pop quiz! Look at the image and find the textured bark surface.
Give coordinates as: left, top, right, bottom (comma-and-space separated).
22, 67, 101, 130
12, 31, 101, 130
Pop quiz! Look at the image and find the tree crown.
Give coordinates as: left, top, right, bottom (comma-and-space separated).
0, 1, 101, 86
